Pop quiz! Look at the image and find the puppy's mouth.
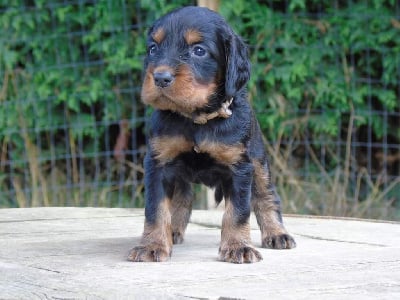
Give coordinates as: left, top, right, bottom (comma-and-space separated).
141, 65, 216, 114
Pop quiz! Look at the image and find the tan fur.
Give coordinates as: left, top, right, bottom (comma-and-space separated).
219, 200, 262, 263
151, 136, 193, 165
184, 29, 203, 45
127, 199, 172, 262
152, 27, 165, 44
151, 136, 245, 167
252, 160, 271, 200
221, 201, 251, 245
170, 188, 193, 244
252, 160, 294, 248
141, 64, 216, 115
195, 141, 245, 166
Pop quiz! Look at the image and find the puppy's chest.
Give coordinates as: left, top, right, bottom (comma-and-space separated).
150, 135, 245, 167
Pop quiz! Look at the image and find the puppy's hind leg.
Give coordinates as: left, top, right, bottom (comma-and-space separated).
251, 160, 296, 249
170, 180, 193, 244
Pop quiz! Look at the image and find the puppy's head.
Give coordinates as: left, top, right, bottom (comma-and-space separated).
141, 6, 250, 116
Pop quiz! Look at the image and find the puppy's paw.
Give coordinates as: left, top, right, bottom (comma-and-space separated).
219, 243, 263, 264
172, 232, 184, 244
127, 244, 171, 262
262, 233, 296, 249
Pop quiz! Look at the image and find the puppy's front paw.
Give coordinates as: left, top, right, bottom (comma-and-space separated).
219, 243, 263, 264
262, 233, 296, 249
172, 232, 184, 244
127, 244, 171, 262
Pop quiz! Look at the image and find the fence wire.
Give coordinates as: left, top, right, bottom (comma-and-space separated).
0, 1, 399, 220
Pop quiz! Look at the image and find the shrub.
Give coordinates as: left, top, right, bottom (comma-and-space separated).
221, 0, 400, 219
1, 0, 399, 219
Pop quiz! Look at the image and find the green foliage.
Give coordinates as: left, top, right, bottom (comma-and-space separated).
0, 0, 398, 218
220, 0, 399, 218
0, 0, 189, 207
221, 0, 399, 140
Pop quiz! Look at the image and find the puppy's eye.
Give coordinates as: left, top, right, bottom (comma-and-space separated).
148, 44, 158, 55
192, 46, 206, 57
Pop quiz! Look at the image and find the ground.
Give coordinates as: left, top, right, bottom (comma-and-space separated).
0, 207, 399, 299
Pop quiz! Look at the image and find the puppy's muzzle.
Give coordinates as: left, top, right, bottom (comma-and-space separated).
154, 71, 175, 88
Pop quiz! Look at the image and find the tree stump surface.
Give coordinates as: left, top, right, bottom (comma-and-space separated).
1, 207, 399, 299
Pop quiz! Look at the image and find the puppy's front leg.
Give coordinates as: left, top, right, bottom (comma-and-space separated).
219, 162, 263, 263
128, 155, 172, 262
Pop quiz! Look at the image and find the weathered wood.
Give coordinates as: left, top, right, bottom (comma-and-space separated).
0, 208, 399, 299
197, 0, 220, 11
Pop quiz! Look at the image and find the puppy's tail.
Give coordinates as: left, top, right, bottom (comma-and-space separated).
215, 184, 224, 207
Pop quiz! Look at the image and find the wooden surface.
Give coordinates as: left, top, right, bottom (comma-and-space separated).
1, 207, 399, 299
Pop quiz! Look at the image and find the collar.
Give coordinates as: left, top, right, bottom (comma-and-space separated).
182, 97, 233, 125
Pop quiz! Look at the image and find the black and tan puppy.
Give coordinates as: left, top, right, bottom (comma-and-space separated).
128, 6, 296, 263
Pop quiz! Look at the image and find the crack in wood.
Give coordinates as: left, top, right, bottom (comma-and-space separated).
295, 233, 386, 247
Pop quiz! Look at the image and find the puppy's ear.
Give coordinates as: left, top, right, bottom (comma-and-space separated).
224, 33, 251, 99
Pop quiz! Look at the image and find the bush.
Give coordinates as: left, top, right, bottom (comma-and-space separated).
1, 0, 399, 219
221, 0, 400, 219
0, 0, 190, 207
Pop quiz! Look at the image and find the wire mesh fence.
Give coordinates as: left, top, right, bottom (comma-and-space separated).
0, 0, 151, 208
1, 1, 399, 220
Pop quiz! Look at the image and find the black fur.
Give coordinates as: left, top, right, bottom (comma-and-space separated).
128, 6, 296, 263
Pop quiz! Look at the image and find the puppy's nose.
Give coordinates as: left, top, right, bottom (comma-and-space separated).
154, 71, 174, 88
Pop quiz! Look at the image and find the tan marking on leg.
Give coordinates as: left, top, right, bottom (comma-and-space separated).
219, 200, 262, 263
252, 160, 296, 249
170, 187, 193, 244
128, 198, 173, 262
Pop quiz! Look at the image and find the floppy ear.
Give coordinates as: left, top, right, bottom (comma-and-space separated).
224, 33, 251, 99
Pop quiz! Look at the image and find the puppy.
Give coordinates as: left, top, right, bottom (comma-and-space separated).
128, 6, 296, 263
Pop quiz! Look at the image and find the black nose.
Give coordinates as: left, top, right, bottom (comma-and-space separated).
154, 71, 174, 88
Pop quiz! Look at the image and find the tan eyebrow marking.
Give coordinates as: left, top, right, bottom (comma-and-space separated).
152, 27, 166, 44
184, 29, 203, 45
